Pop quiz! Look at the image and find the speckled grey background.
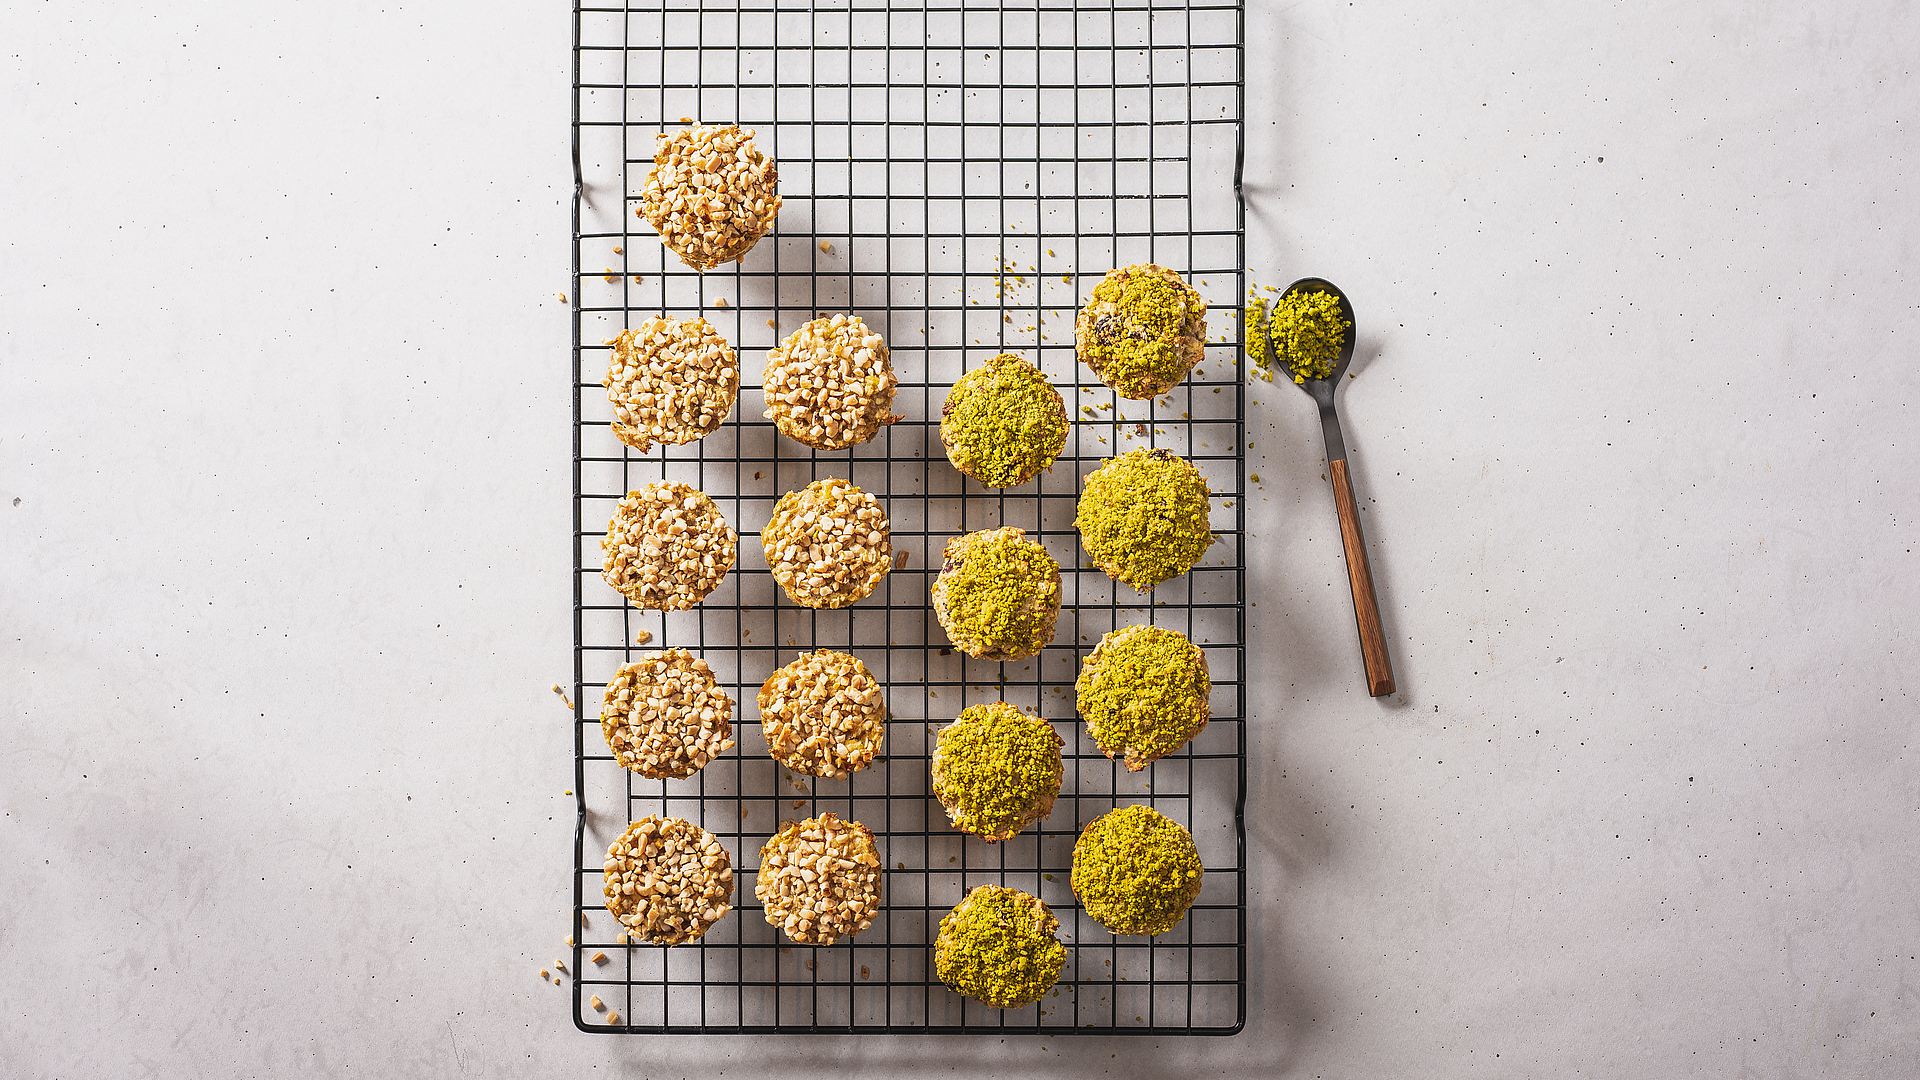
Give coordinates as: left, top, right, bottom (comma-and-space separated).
4, 1, 1915, 1076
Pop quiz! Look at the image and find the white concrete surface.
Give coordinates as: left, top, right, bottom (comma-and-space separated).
4, 0, 1916, 1076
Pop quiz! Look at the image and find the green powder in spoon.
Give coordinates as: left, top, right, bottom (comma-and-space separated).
1245, 287, 1350, 384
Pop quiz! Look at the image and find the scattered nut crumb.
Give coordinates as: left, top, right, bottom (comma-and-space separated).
539, 969, 550, 979
714, 297, 729, 308
564, 936, 574, 947
632, 275, 643, 284
591, 951, 608, 965
603, 268, 617, 283
633, 629, 652, 644
591, 995, 605, 1011
753, 471, 764, 480
818, 240, 833, 254
554, 959, 567, 972
607, 1011, 621, 1024
766, 319, 777, 329
860, 965, 871, 979
552, 976, 561, 985
612, 246, 623, 255
678, 116, 693, 123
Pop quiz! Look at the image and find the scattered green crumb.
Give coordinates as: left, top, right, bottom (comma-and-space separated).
1249, 473, 1261, 484
932, 701, 1063, 841
940, 353, 1067, 487
1076, 625, 1211, 771
1070, 805, 1203, 936
935, 885, 1065, 1008
1074, 448, 1215, 591
1075, 264, 1207, 398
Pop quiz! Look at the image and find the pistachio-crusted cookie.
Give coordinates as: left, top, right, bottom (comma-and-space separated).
757, 650, 887, 779
939, 353, 1068, 488
602, 482, 738, 609
755, 813, 883, 946
934, 886, 1065, 1009
931, 702, 1062, 842
761, 478, 893, 608
601, 649, 737, 779
603, 816, 734, 946
1070, 805, 1203, 937
602, 317, 740, 453
762, 314, 900, 450
1074, 448, 1214, 592
639, 123, 782, 271
1076, 625, 1211, 771
1074, 263, 1208, 399
930, 527, 1061, 661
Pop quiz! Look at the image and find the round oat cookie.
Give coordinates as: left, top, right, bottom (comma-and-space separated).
939, 352, 1068, 488
934, 885, 1065, 1009
761, 478, 892, 608
601, 649, 737, 779
1070, 805, 1203, 937
930, 527, 1061, 661
1076, 625, 1211, 772
1074, 448, 1214, 592
757, 650, 887, 779
601, 481, 738, 610
602, 317, 740, 453
762, 314, 899, 450
603, 816, 734, 946
1074, 263, 1208, 399
639, 123, 782, 272
754, 813, 883, 946
931, 701, 1062, 842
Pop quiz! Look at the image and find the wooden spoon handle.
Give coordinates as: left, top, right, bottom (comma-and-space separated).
1329, 458, 1396, 696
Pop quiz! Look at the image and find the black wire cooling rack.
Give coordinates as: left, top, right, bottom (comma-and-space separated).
571, 0, 1246, 1035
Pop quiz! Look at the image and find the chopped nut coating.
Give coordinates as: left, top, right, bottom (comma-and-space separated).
762, 314, 899, 450
602, 317, 740, 454
602, 816, 734, 946
757, 650, 888, 779
761, 479, 892, 608
600, 649, 736, 779
639, 124, 781, 271
755, 814, 883, 946
601, 481, 737, 609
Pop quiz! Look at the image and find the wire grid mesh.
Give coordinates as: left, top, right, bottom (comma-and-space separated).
571, 0, 1245, 1035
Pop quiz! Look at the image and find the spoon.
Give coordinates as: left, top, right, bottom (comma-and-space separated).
1266, 277, 1396, 697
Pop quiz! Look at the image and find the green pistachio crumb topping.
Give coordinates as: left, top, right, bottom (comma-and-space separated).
1074, 448, 1215, 591
1252, 289, 1349, 384
933, 527, 1061, 659
1070, 805, 1203, 937
935, 885, 1065, 1008
941, 353, 1068, 488
932, 702, 1062, 841
1077, 625, 1211, 770
1076, 264, 1207, 398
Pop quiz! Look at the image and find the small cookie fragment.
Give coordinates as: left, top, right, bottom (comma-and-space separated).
939, 353, 1068, 488
931, 702, 1062, 842
762, 314, 899, 450
934, 886, 1065, 1009
590, 995, 605, 1011
607, 1010, 621, 1024
1074, 263, 1208, 398
1076, 625, 1211, 771
1071, 805, 1203, 937
1074, 448, 1214, 592
601, 482, 738, 609
930, 527, 1061, 661
754, 813, 884, 946
603, 816, 734, 946
639, 123, 781, 271
600, 649, 736, 779
602, 317, 741, 453
761, 479, 892, 608
757, 650, 888, 778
